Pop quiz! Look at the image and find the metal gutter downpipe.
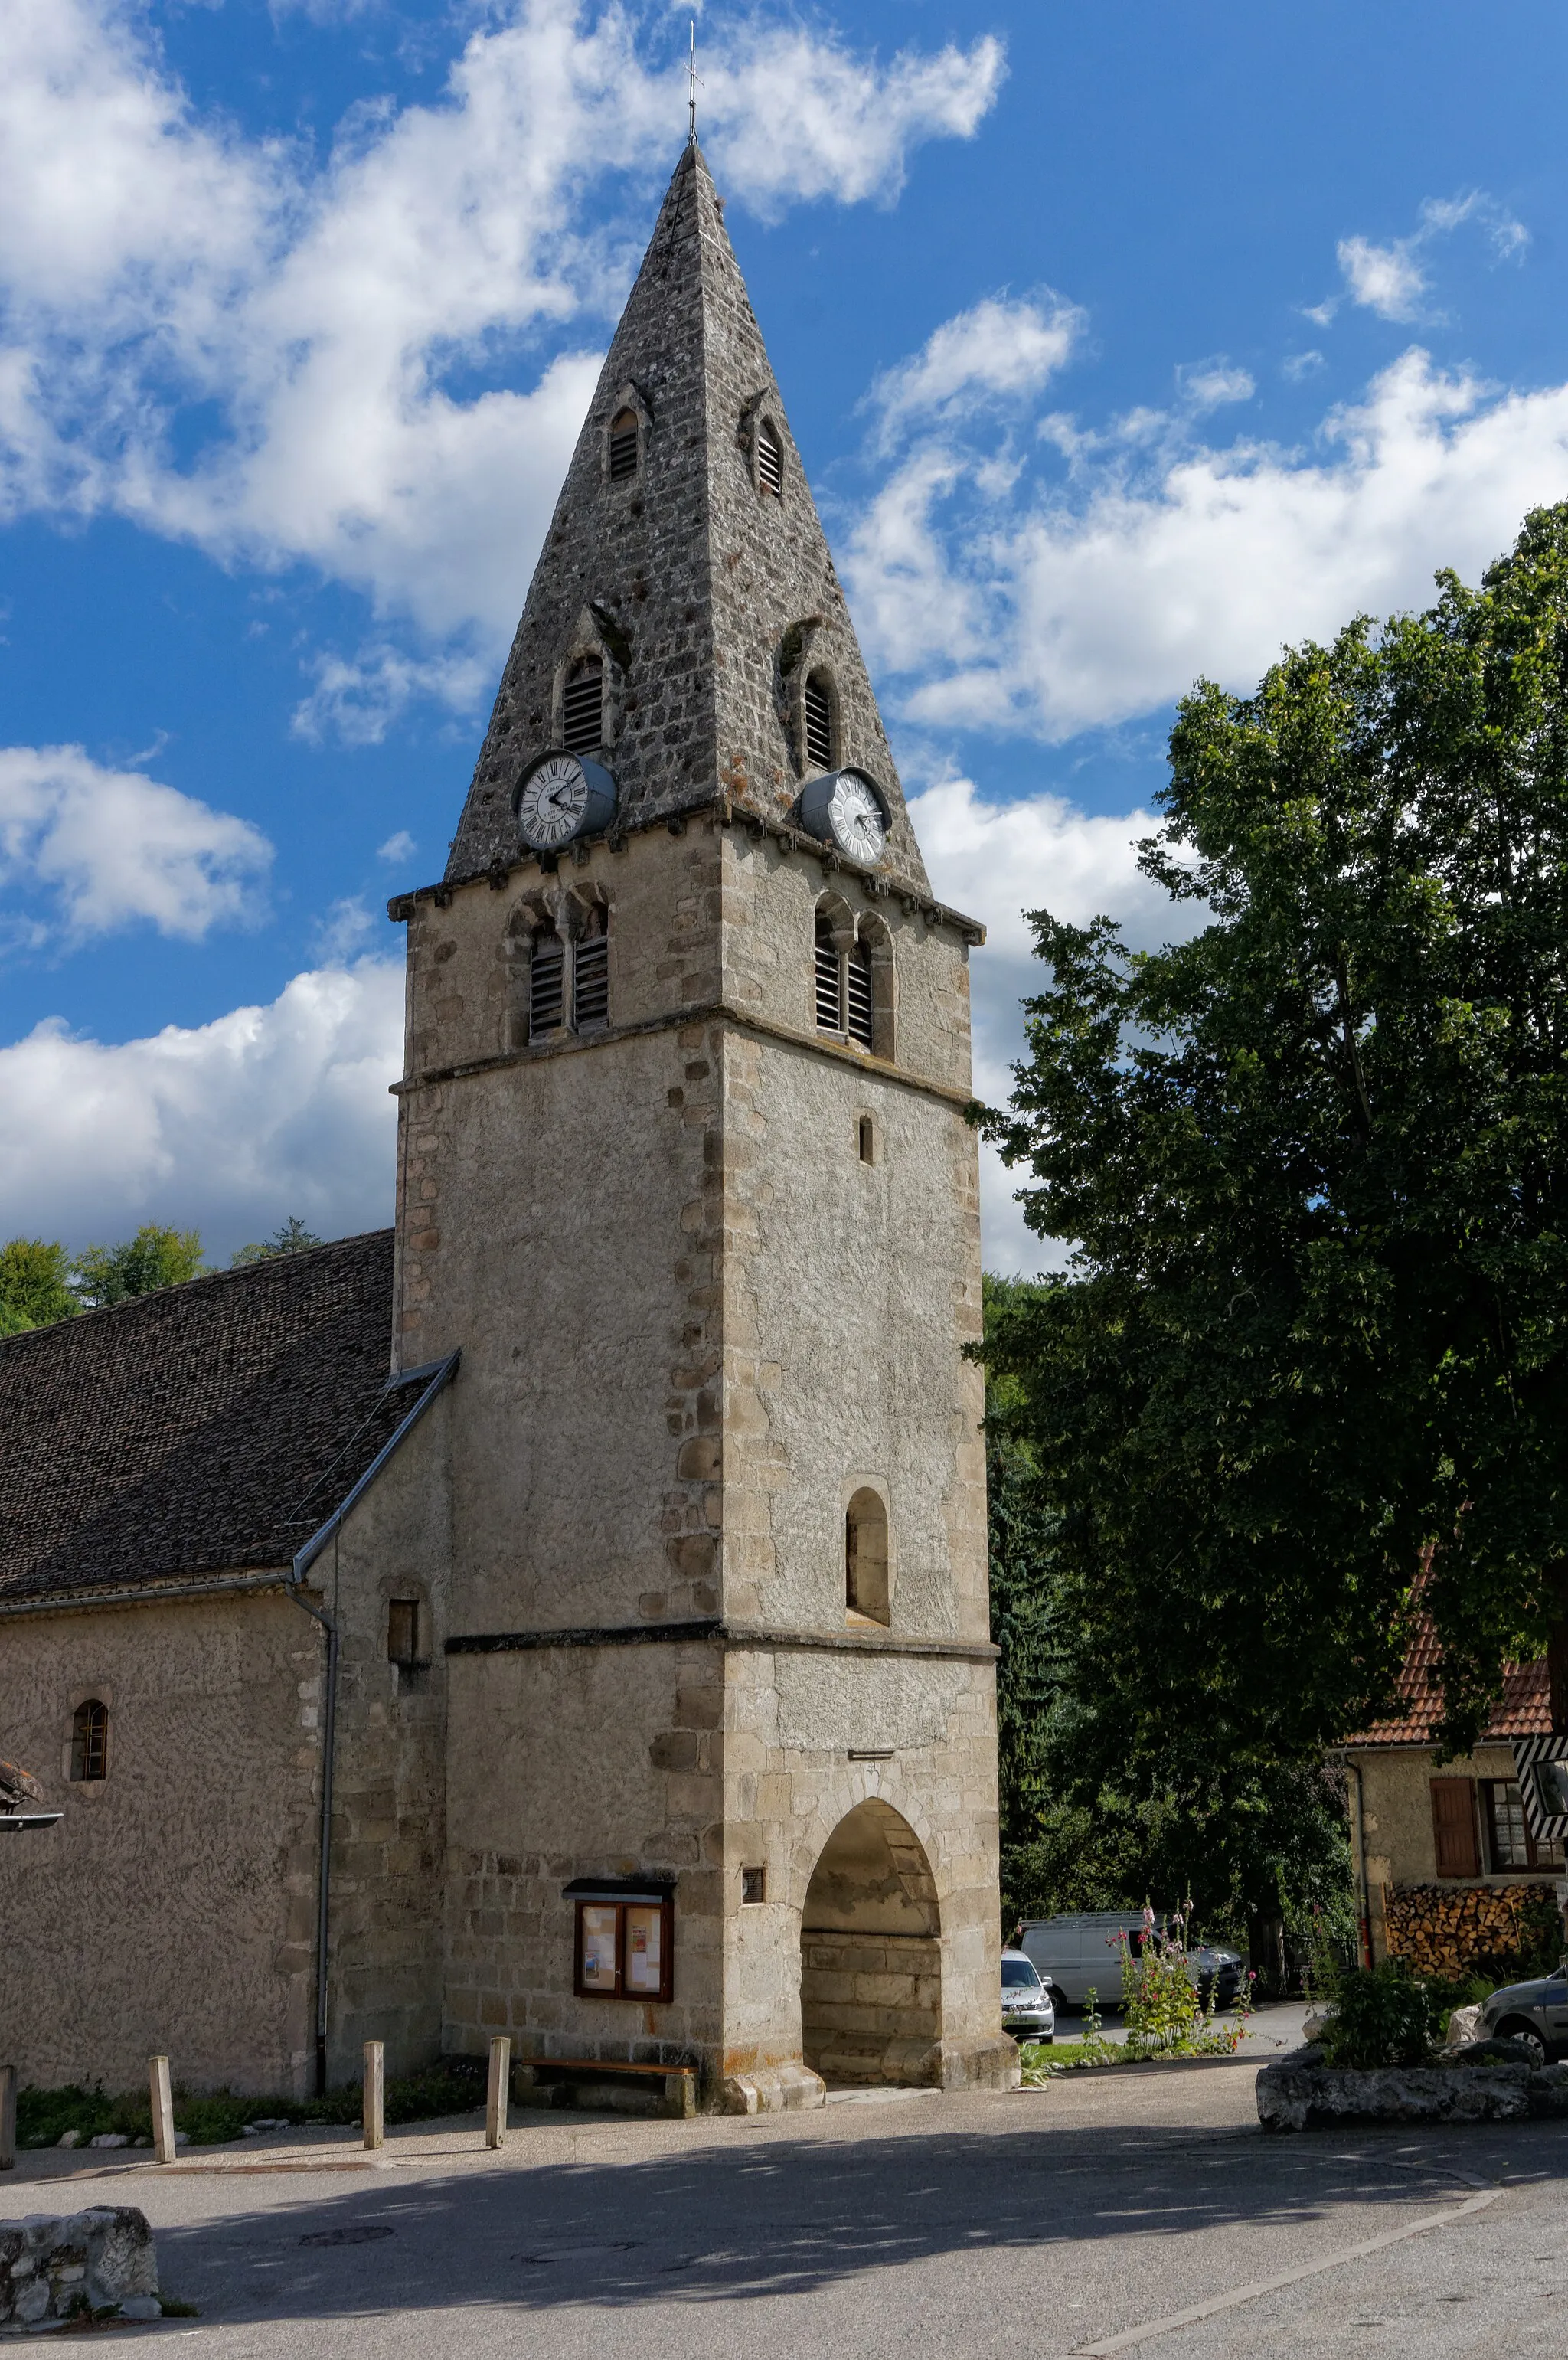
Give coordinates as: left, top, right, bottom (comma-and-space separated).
284, 1351, 460, 2097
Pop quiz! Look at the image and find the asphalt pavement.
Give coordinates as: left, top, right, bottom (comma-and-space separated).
4, 2044, 1563, 2358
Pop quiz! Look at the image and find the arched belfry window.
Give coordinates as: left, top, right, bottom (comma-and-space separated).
529, 928, 565, 1038
803, 673, 834, 772
573, 904, 610, 1030
71, 1698, 108, 1783
608, 407, 640, 483
756, 417, 783, 498
846, 1490, 890, 1625
563, 658, 603, 755
815, 897, 892, 1059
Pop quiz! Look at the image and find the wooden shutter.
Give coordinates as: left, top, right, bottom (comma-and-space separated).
1431, 1777, 1479, 1878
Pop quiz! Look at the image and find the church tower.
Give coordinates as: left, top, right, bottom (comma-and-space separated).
390, 142, 1012, 2105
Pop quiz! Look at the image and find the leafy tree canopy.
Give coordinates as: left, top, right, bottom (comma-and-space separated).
230, 1217, 324, 1268
71, 1225, 206, 1310
980, 505, 1568, 1775
0, 1239, 78, 1337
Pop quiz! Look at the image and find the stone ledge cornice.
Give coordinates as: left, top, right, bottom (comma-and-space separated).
446, 1616, 997, 1662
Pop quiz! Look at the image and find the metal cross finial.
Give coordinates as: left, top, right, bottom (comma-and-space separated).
688, 19, 703, 145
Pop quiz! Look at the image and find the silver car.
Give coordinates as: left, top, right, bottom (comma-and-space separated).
1478, 1961, 1568, 2067
1001, 1947, 1055, 2042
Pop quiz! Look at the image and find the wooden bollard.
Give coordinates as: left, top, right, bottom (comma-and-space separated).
485, 2036, 511, 2150
363, 2041, 384, 2150
149, 2057, 175, 2165
0, 2064, 15, 2170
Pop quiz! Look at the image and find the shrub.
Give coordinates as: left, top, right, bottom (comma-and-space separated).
1317, 1961, 1442, 2070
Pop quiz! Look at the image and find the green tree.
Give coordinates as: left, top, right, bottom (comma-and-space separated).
230, 1217, 324, 1268
0, 1239, 79, 1336
72, 1225, 206, 1309
979, 505, 1568, 1779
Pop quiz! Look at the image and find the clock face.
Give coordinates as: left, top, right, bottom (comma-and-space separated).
828, 771, 887, 864
517, 753, 589, 849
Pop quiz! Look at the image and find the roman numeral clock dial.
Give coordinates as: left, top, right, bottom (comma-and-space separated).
514, 753, 617, 851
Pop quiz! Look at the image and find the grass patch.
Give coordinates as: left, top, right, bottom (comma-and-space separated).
18, 2056, 486, 2150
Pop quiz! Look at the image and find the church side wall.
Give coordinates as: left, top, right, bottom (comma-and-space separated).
0, 1591, 318, 2096
315, 1395, 454, 2087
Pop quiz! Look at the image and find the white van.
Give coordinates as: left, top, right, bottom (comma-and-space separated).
1016, 1913, 1151, 2007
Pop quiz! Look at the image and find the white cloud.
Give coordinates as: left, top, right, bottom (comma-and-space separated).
0, 744, 271, 942
1338, 235, 1428, 324
913, 774, 1185, 1276
0, 0, 1004, 671
314, 896, 377, 961
848, 347, 1568, 744
1282, 350, 1325, 382
1329, 191, 1528, 325
871, 295, 1081, 447
0, 959, 403, 1258
1178, 359, 1255, 411
292, 644, 492, 747
377, 830, 416, 865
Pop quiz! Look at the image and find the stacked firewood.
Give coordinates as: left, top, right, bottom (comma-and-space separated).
1384, 1880, 1560, 1982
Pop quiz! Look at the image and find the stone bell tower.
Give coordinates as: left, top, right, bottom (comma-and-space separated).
390, 141, 1013, 2105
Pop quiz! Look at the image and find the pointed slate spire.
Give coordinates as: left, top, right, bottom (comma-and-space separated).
445, 143, 930, 894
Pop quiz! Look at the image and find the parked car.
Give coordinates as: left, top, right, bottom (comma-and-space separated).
1191, 1943, 1245, 2009
1000, 1947, 1055, 2041
1015, 1914, 1148, 2007
1477, 1963, 1568, 2067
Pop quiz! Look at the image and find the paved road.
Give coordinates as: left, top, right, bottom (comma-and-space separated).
5, 2060, 1564, 2357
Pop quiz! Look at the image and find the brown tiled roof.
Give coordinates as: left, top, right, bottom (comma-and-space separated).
1349, 1617, 1552, 1746
0, 1231, 404, 1607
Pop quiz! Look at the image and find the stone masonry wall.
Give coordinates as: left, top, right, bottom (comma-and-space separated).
0, 1593, 319, 2094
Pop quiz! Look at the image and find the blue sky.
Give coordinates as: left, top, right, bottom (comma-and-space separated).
3, 0, 1567, 1270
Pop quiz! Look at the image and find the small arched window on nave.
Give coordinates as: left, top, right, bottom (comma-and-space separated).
609, 407, 640, 483
71, 1698, 108, 1783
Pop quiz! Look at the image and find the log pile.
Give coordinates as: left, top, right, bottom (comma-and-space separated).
1384, 1881, 1561, 1982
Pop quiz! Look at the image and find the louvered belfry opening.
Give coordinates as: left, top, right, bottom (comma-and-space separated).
815, 914, 842, 1033
608, 407, 639, 482
804, 674, 833, 770
845, 940, 874, 1049
573, 907, 610, 1029
529, 930, 565, 1038
757, 416, 783, 498
563, 659, 603, 754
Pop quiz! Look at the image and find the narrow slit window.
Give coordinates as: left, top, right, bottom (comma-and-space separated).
845, 940, 874, 1049
573, 914, 610, 1031
815, 915, 842, 1033
803, 675, 833, 770
757, 417, 783, 498
387, 1600, 420, 1667
608, 408, 639, 482
741, 1866, 766, 1905
858, 1116, 877, 1165
530, 932, 565, 1038
563, 659, 603, 754
70, 1699, 108, 1783
845, 1490, 890, 1624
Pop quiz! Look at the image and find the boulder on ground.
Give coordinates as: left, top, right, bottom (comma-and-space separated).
0, 2207, 158, 2327
1257, 2050, 1530, 2133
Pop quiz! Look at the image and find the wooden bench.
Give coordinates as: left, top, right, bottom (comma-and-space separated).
513, 2056, 697, 2119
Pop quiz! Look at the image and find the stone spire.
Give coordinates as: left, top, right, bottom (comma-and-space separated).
444, 143, 930, 894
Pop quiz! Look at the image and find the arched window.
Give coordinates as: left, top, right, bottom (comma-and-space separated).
529, 929, 565, 1038
70, 1699, 108, 1783
815, 911, 842, 1032
608, 407, 639, 483
563, 657, 603, 755
803, 672, 833, 771
756, 417, 783, 498
845, 1490, 890, 1625
572, 905, 610, 1030
845, 939, 874, 1051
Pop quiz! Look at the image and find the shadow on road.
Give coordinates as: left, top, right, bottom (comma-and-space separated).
149, 2117, 1474, 2326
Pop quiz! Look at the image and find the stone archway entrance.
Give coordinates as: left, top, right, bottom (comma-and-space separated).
799, 1800, 942, 2086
